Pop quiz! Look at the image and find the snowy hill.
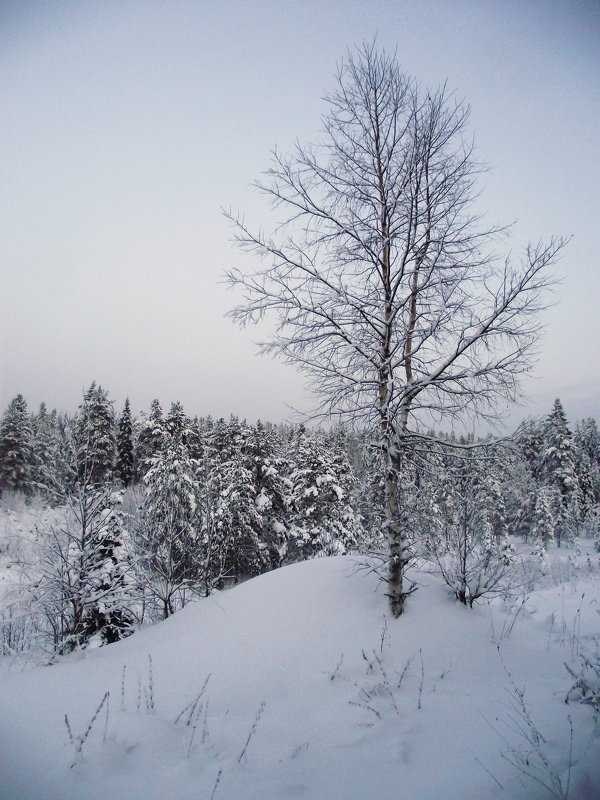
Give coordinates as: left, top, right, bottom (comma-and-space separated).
0, 555, 599, 800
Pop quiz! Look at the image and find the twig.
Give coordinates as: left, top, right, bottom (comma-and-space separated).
186, 701, 203, 758
546, 612, 555, 652
497, 647, 574, 799
201, 698, 210, 745
121, 664, 127, 712
238, 701, 266, 763
348, 699, 382, 720
209, 768, 223, 800
488, 601, 496, 641
417, 648, 424, 710
501, 596, 527, 640
396, 654, 414, 689
474, 755, 504, 790
174, 674, 211, 725
64, 714, 74, 746
439, 661, 452, 680
372, 649, 398, 714
67, 691, 110, 767
102, 692, 110, 744
327, 653, 344, 681
146, 654, 154, 712
380, 614, 389, 652
571, 594, 585, 659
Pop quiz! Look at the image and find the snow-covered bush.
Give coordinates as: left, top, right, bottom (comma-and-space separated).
431, 527, 518, 607
0, 484, 135, 656
427, 462, 519, 606
0, 495, 66, 656
27, 485, 135, 653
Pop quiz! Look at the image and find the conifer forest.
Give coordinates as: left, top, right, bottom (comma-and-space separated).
1, 386, 598, 656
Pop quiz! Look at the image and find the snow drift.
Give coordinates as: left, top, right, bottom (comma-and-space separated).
0, 555, 598, 800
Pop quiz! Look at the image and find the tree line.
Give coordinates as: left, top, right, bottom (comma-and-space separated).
0, 385, 361, 654
0, 385, 599, 656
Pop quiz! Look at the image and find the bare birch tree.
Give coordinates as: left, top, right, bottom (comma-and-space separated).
225, 42, 566, 616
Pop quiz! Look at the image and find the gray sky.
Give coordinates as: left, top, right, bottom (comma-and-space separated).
1, 0, 599, 428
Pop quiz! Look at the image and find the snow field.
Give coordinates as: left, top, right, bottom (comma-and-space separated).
0, 554, 599, 800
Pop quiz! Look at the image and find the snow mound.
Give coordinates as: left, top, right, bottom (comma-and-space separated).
0, 556, 599, 800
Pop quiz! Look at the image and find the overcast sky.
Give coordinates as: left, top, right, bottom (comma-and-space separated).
1, 0, 599, 429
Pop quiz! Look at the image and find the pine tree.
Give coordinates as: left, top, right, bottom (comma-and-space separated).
214, 456, 268, 580
356, 437, 387, 550
518, 418, 546, 481
194, 416, 230, 594
562, 491, 583, 548
138, 428, 201, 617
502, 455, 537, 541
484, 476, 509, 544
574, 419, 600, 509
76, 383, 116, 485
0, 394, 33, 495
542, 400, 576, 500
51, 413, 80, 497
116, 399, 135, 487
136, 399, 165, 479
287, 429, 360, 562
200, 418, 270, 582
82, 490, 135, 645
530, 487, 555, 552
541, 399, 577, 545
30, 403, 59, 491
165, 401, 203, 459
165, 401, 188, 440
574, 418, 600, 466
244, 420, 289, 567
573, 448, 596, 521
208, 416, 244, 464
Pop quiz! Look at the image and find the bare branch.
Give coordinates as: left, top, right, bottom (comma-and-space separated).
224, 43, 566, 615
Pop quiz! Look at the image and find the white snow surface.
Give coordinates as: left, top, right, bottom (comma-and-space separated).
1, 555, 599, 800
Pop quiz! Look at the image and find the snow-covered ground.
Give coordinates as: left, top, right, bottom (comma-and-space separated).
0, 554, 599, 800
